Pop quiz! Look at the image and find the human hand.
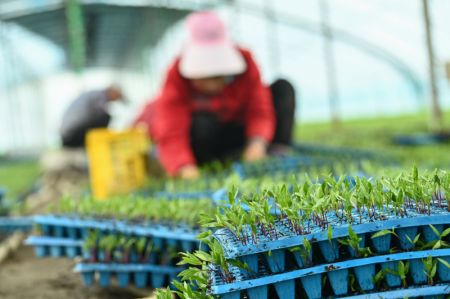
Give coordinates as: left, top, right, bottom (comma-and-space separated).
134, 122, 149, 134
243, 138, 267, 162
179, 164, 200, 180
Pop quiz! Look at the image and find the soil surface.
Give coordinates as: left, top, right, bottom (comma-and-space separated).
0, 233, 7, 243
0, 245, 153, 299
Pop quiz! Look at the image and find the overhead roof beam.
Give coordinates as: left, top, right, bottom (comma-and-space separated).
0, 0, 224, 20
0, 0, 63, 20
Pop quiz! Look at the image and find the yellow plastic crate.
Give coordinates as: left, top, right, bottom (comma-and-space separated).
86, 128, 149, 200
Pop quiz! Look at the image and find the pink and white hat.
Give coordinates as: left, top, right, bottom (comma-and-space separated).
179, 11, 246, 79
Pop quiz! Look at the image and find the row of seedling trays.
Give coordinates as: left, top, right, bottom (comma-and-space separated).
149, 154, 361, 195
210, 249, 450, 299
32, 214, 200, 248
291, 143, 387, 161
0, 216, 32, 232
25, 236, 183, 288
26, 214, 204, 288
209, 207, 450, 299
78, 231, 187, 288
75, 263, 180, 288
232, 155, 358, 179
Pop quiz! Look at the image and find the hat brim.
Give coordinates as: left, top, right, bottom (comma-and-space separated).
179, 43, 246, 79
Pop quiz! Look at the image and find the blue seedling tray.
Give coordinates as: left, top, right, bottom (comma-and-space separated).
74, 262, 181, 288
25, 236, 135, 263
232, 155, 340, 178
393, 133, 450, 146
85, 244, 184, 266
292, 143, 392, 162
33, 215, 201, 256
154, 190, 216, 200
0, 216, 33, 232
213, 211, 449, 274
340, 284, 450, 299
34, 214, 200, 243
209, 249, 450, 299
24, 236, 83, 258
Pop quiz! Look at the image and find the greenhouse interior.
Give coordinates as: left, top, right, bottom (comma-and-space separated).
0, 0, 449, 298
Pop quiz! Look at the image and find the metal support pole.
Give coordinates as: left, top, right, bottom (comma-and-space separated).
65, 0, 86, 72
320, 0, 340, 126
422, 0, 443, 132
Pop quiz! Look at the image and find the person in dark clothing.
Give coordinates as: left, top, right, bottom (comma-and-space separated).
60, 85, 125, 148
134, 12, 296, 179
190, 79, 296, 165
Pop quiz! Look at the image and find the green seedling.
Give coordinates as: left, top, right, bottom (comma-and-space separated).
437, 258, 450, 269
373, 268, 386, 288
423, 255, 438, 285
406, 233, 422, 250
54, 195, 215, 229
116, 235, 136, 263
423, 256, 450, 286
171, 280, 213, 299
422, 225, 450, 250
348, 273, 358, 292
136, 237, 153, 262
291, 237, 314, 266
99, 234, 119, 262
371, 228, 398, 239
381, 261, 409, 288
178, 238, 248, 284
160, 167, 450, 299
204, 169, 449, 250
155, 287, 175, 299
83, 230, 99, 262
338, 226, 373, 257
177, 266, 209, 291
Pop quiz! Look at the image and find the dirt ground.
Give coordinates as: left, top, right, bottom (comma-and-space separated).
0, 162, 161, 299
0, 245, 154, 299
0, 233, 7, 243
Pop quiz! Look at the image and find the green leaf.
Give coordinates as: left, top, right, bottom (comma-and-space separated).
373, 269, 385, 283
383, 268, 397, 275
289, 246, 301, 252
398, 261, 404, 275
178, 268, 201, 282
303, 238, 311, 252
348, 226, 357, 239
431, 262, 437, 277
155, 287, 174, 299
432, 240, 442, 250
429, 225, 441, 238
327, 226, 333, 241
371, 230, 393, 239
177, 252, 203, 266
441, 227, 450, 238
413, 233, 421, 244
437, 258, 450, 269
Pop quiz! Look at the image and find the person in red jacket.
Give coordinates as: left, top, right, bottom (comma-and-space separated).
135, 11, 295, 179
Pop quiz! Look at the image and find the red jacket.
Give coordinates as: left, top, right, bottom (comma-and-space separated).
135, 48, 275, 175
